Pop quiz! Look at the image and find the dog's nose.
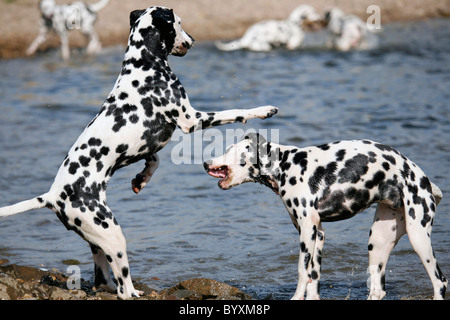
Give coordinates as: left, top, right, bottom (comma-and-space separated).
203, 160, 211, 171
182, 41, 192, 50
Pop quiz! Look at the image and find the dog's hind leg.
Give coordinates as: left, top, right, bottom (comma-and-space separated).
76, 207, 140, 299
291, 214, 320, 300
90, 228, 140, 298
404, 197, 447, 300
306, 223, 324, 300
367, 203, 406, 300
26, 22, 48, 56
90, 243, 116, 292
58, 31, 70, 60
85, 30, 102, 55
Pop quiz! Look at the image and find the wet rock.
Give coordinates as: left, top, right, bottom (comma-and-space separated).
0, 264, 252, 300
161, 278, 252, 300
0, 264, 80, 300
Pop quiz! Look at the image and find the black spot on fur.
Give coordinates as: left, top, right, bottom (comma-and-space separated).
88, 138, 102, 147
336, 149, 346, 161
293, 151, 308, 174
365, 171, 385, 189
317, 144, 330, 151
68, 162, 80, 175
289, 176, 297, 186
79, 156, 91, 167
420, 176, 432, 192
116, 144, 129, 154
338, 154, 369, 184
308, 162, 337, 194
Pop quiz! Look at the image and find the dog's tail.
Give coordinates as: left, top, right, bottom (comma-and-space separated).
214, 40, 243, 51
431, 182, 443, 206
0, 193, 51, 218
88, 0, 110, 12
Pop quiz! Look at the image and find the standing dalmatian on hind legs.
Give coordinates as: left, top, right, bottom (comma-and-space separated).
204, 134, 447, 300
0, 7, 277, 299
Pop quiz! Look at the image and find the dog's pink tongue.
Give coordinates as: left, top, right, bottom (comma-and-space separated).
207, 167, 227, 179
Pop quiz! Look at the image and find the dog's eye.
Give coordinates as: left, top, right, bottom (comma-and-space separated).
245, 145, 250, 150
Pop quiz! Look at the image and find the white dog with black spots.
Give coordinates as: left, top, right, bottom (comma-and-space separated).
26, 0, 110, 60
324, 7, 372, 52
1, 7, 277, 299
204, 133, 446, 300
215, 5, 321, 52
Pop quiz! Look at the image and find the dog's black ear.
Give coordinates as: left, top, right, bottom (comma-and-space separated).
150, 8, 176, 54
152, 8, 175, 23
130, 9, 145, 27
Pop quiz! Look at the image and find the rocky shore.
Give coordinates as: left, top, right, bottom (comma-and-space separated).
0, 261, 251, 300
1, 0, 449, 58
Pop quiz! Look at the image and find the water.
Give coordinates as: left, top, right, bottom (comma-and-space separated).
0, 19, 449, 300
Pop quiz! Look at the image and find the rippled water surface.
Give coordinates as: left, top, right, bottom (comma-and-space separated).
0, 19, 449, 300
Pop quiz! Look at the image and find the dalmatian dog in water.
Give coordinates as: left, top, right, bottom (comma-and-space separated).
204, 134, 446, 300
26, 0, 110, 60
0, 7, 277, 299
215, 5, 321, 52
324, 7, 373, 52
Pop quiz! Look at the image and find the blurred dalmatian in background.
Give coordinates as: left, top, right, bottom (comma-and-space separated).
324, 7, 378, 52
215, 5, 322, 52
26, 0, 110, 59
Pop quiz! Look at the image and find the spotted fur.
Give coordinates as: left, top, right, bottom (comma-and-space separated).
204, 134, 446, 300
0, 7, 277, 299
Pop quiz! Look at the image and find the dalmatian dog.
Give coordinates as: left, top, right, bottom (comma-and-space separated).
26, 0, 110, 60
215, 5, 321, 52
0, 7, 277, 299
324, 7, 372, 52
204, 134, 447, 300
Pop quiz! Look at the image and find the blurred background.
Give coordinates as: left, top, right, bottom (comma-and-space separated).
1, 0, 449, 58
0, 0, 449, 300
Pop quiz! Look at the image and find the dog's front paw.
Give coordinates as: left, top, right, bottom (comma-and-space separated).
255, 105, 278, 119
131, 174, 146, 194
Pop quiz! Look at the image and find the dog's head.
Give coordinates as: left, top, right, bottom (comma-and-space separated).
129, 6, 194, 57
204, 133, 279, 193
39, 0, 56, 17
323, 7, 345, 32
288, 5, 321, 26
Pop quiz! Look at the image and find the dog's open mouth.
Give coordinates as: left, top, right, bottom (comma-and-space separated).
206, 165, 230, 188
207, 165, 228, 179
